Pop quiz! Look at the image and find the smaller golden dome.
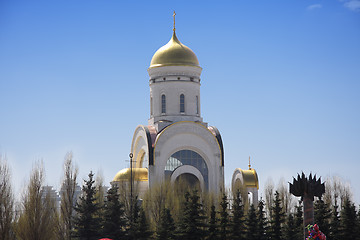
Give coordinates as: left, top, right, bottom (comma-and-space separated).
241, 168, 259, 189
149, 32, 200, 69
113, 168, 148, 182
233, 168, 259, 190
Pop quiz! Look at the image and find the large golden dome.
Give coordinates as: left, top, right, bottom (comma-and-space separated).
113, 168, 148, 182
149, 32, 200, 69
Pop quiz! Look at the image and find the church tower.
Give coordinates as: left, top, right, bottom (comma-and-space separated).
148, 15, 203, 131
113, 13, 224, 195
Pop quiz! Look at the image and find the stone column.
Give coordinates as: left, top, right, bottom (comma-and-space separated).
303, 193, 314, 239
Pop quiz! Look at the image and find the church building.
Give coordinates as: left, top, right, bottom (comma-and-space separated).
112, 14, 259, 205
112, 13, 224, 195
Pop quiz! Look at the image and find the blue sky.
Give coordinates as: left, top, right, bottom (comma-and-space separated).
1, 0, 359, 203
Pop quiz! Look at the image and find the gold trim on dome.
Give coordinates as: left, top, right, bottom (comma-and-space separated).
113, 168, 148, 182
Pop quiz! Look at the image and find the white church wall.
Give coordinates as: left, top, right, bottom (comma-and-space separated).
152, 121, 223, 194
148, 65, 204, 131
131, 125, 150, 168
148, 65, 202, 79
150, 81, 200, 117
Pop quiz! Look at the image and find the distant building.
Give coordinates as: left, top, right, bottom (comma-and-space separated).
41, 183, 109, 213
41, 186, 61, 210
59, 183, 82, 208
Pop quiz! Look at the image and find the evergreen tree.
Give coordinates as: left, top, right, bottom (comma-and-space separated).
283, 213, 296, 240
294, 201, 304, 240
127, 196, 140, 240
314, 199, 331, 237
102, 185, 126, 240
177, 190, 206, 240
207, 205, 218, 240
156, 207, 176, 240
230, 190, 245, 240
269, 191, 285, 240
329, 204, 340, 240
256, 199, 268, 240
245, 204, 258, 240
94, 173, 106, 235
219, 194, 229, 240
133, 207, 153, 240
356, 206, 360, 240
73, 171, 101, 240
340, 198, 357, 239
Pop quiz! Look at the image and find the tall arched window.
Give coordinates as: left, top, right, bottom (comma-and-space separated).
180, 94, 185, 113
196, 96, 199, 114
161, 94, 166, 114
150, 97, 153, 116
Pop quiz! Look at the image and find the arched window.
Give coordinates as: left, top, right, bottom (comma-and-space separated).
161, 94, 166, 114
150, 97, 153, 116
180, 94, 185, 113
196, 96, 199, 114
165, 149, 208, 189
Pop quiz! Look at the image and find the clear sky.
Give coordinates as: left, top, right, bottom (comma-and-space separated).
1, 0, 359, 204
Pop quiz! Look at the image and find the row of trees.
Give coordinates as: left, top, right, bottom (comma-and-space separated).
1, 153, 360, 240
0, 153, 79, 240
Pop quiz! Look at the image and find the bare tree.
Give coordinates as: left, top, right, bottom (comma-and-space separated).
143, 181, 171, 225
58, 152, 78, 240
323, 175, 353, 210
95, 169, 105, 208
114, 177, 143, 222
264, 178, 275, 218
0, 155, 15, 239
144, 180, 201, 227
94, 169, 106, 228
15, 161, 58, 240
277, 178, 294, 214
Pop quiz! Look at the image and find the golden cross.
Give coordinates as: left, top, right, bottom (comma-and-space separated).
248, 156, 251, 169
173, 11, 176, 32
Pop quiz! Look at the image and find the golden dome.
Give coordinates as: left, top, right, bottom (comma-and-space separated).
149, 32, 200, 69
233, 168, 259, 190
241, 168, 259, 189
113, 168, 148, 182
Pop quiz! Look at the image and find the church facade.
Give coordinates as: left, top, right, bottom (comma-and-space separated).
113, 21, 224, 195
113, 15, 258, 204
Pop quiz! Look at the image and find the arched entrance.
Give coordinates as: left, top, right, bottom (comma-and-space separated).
164, 149, 208, 190
175, 173, 200, 190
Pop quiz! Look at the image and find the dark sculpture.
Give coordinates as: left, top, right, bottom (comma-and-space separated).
289, 172, 325, 238
289, 172, 325, 200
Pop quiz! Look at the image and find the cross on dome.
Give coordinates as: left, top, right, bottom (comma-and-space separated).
173, 11, 176, 32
